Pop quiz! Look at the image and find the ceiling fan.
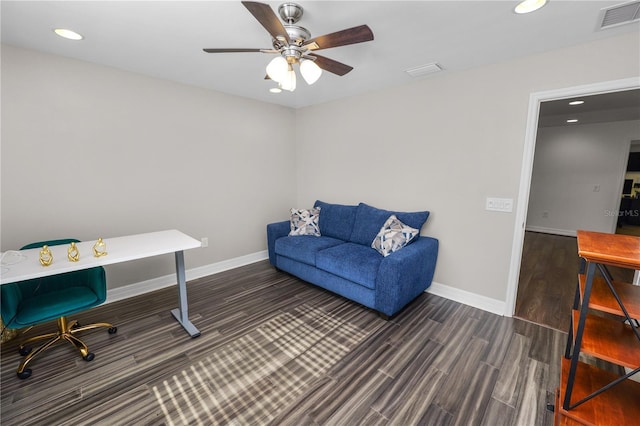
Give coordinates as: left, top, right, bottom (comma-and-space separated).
203, 1, 374, 92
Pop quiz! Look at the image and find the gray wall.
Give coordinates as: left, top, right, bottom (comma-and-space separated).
1, 45, 296, 288
2, 30, 639, 307
294, 32, 640, 303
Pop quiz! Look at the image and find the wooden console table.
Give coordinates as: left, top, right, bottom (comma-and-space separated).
556, 230, 640, 425
0, 230, 202, 337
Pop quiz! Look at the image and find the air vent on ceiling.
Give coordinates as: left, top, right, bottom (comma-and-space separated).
405, 63, 443, 78
600, 1, 640, 30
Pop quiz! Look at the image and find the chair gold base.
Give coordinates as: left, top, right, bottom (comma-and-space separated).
16, 316, 116, 379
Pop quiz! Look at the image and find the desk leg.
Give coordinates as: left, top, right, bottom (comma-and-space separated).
170, 250, 201, 338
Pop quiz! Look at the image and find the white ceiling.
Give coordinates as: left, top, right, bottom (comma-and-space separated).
1, 1, 639, 109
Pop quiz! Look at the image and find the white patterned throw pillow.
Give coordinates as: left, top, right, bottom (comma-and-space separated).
371, 214, 419, 256
289, 207, 322, 236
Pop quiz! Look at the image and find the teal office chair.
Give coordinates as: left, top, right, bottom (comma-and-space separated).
0, 239, 117, 379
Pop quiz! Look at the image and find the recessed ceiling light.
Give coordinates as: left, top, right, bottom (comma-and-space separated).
269, 87, 282, 94
53, 28, 83, 40
514, 0, 547, 14
567, 119, 579, 123
569, 100, 585, 105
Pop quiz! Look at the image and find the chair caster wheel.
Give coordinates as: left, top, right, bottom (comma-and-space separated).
17, 369, 32, 379
72, 321, 81, 329
108, 326, 117, 334
18, 346, 32, 356
83, 352, 95, 362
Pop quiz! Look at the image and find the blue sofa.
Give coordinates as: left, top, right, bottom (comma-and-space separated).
266, 201, 439, 317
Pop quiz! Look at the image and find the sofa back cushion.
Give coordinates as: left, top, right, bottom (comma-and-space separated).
349, 203, 430, 246
314, 200, 358, 241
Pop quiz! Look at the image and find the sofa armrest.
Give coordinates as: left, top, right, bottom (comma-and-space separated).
375, 236, 439, 317
267, 220, 290, 266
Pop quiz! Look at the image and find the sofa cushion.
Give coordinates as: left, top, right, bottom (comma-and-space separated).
316, 243, 382, 290
349, 203, 430, 246
314, 200, 358, 241
275, 235, 344, 266
289, 207, 321, 236
371, 215, 420, 257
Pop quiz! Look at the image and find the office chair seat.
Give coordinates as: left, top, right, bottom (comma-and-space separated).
1, 239, 117, 379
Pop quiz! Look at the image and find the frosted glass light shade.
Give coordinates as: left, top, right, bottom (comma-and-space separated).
266, 56, 288, 83
281, 68, 296, 92
300, 59, 322, 85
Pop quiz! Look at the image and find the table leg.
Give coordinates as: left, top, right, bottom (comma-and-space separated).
170, 250, 201, 338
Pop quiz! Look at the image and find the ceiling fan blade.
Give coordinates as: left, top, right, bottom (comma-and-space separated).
203, 48, 264, 53
242, 1, 290, 45
303, 25, 373, 51
308, 54, 353, 76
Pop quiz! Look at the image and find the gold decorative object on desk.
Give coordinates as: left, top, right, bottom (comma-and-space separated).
67, 242, 80, 262
93, 238, 108, 257
39, 245, 53, 266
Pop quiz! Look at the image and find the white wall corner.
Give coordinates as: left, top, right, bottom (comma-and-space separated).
426, 281, 507, 316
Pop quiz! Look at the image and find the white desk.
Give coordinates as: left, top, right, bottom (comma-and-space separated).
0, 230, 202, 337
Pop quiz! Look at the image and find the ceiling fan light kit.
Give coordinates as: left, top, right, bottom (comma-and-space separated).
203, 1, 374, 92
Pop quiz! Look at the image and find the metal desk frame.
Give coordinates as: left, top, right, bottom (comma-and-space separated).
1, 230, 201, 337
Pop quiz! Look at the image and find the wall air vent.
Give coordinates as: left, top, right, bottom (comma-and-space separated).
600, 1, 640, 30
405, 63, 443, 78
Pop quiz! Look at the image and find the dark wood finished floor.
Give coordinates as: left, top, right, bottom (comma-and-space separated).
515, 232, 580, 332
1, 260, 567, 425
515, 231, 634, 332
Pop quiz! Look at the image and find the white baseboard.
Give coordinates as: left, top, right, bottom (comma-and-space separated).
426, 281, 507, 316
106, 251, 508, 317
105, 250, 269, 304
525, 226, 576, 237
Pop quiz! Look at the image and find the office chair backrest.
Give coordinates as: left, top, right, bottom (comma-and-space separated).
1, 239, 107, 328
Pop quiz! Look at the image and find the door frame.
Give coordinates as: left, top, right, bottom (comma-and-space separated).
505, 77, 640, 316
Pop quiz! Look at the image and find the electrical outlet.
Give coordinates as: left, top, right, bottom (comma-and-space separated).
542, 211, 549, 218
201, 237, 208, 248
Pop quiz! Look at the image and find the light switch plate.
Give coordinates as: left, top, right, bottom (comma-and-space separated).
486, 197, 513, 213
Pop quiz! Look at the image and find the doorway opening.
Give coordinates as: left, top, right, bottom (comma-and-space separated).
506, 79, 640, 331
